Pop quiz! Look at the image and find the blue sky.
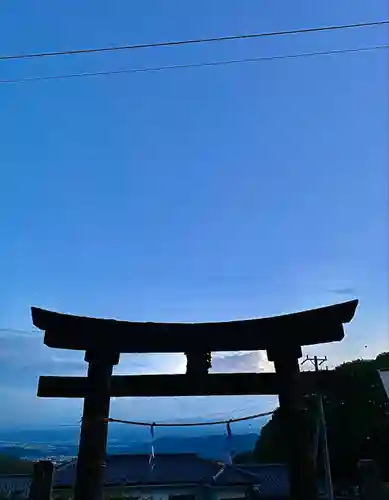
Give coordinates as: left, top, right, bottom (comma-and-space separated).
0, 0, 388, 430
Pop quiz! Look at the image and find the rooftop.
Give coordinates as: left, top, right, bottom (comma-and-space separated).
0, 454, 290, 498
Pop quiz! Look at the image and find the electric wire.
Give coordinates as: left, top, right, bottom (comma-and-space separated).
1, 44, 387, 85
1, 20, 387, 62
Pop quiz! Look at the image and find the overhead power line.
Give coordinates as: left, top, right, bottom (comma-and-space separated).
0, 20, 387, 62
1, 44, 387, 85
301, 355, 334, 500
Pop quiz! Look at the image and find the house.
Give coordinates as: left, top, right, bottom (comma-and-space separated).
0, 454, 290, 500
0, 474, 31, 499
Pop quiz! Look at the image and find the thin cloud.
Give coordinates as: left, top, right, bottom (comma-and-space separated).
329, 287, 357, 295
0, 335, 169, 384
211, 351, 274, 373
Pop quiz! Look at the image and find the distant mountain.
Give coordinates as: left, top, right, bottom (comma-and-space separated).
156, 433, 258, 460
107, 433, 259, 460
0, 416, 266, 444
0, 432, 259, 462
0, 417, 264, 464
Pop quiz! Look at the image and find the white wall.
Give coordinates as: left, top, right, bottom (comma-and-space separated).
379, 370, 389, 399
53, 484, 247, 500
213, 487, 247, 500
103, 486, 197, 500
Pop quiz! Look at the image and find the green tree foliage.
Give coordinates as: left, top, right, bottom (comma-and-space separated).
253, 352, 389, 482
0, 454, 33, 474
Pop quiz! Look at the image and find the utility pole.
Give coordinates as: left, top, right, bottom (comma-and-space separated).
301, 355, 334, 500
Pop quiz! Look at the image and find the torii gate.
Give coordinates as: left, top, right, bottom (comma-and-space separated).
32, 299, 358, 500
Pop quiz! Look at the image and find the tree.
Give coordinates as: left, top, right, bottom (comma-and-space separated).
253, 352, 389, 482
0, 455, 33, 474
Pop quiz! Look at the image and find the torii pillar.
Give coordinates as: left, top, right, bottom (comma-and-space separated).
267, 345, 317, 499
73, 350, 120, 500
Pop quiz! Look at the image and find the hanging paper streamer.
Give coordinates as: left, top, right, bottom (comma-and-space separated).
212, 463, 226, 482
149, 422, 156, 472
226, 420, 233, 465
212, 421, 233, 482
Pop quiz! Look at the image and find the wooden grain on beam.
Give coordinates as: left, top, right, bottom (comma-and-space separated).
37, 371, 336, 398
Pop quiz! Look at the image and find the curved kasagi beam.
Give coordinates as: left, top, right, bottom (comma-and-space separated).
31, 299, 358, 353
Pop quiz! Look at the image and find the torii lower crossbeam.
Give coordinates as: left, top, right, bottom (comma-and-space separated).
37, 371, 337, 398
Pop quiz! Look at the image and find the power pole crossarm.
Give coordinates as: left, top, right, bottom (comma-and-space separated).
301, 355, 334, 500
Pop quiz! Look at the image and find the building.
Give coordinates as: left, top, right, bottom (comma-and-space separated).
0, 454, 290, 500
0, 474, 31, 499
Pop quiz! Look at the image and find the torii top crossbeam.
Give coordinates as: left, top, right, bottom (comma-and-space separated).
31, 299, 358, 353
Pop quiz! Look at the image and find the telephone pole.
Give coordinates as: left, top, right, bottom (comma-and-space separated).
301, 355, 334, 500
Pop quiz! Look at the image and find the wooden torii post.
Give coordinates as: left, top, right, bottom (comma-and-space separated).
31, 299, 358, 500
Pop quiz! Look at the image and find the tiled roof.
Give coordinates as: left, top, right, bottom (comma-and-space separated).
0, 456, 290, 498
55, 454, 253, 487
0, 474, 31, 498
233, 464, 289, 498
54, 454, 290, 497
